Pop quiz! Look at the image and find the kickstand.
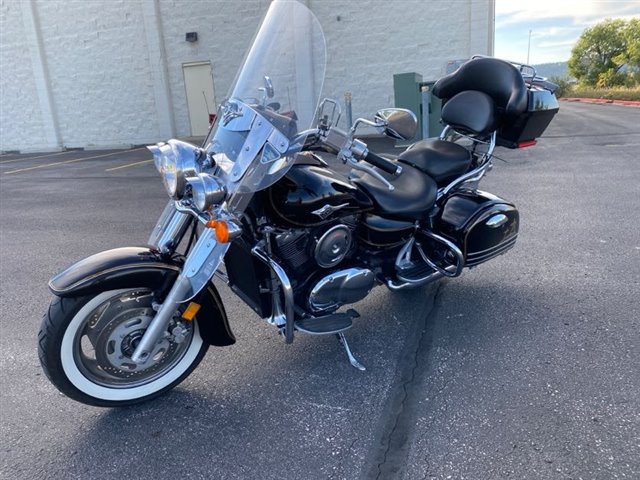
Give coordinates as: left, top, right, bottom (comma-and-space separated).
337, 333, 366, 371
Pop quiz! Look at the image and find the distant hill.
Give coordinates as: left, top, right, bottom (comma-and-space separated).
533, 62, 570, 79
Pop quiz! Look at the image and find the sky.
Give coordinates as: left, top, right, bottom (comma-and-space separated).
494, 0, 640, 65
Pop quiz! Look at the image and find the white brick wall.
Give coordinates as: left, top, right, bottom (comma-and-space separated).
35, 0, 159, 148
0, 0, 494, 152
0, 0, 46, 151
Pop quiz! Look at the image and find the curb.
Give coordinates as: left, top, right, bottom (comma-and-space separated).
561, 97, 640, 107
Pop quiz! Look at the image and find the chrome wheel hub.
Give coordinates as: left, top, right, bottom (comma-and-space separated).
73, 289, 192, 388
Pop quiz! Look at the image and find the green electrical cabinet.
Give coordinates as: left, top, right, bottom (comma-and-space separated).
419, 81, 443, 139
393, 72, 444, 145
393, 72, 423, 145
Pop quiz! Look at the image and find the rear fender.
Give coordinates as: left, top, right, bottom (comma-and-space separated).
48, 247, 234, 346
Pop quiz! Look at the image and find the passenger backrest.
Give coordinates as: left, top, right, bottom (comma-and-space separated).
440, 90, 497, 135
433, 57, 528, 123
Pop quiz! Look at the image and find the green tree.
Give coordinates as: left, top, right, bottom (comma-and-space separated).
621, 18, 640, 85
622, 18, 640, 66
568, 18, 640, 88
548, 76, 573, 98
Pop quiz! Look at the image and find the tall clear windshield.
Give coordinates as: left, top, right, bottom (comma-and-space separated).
204, 0, 326, 200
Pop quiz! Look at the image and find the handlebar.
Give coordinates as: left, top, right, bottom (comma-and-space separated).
364, 150, 403, 176
314, 125, 402, 180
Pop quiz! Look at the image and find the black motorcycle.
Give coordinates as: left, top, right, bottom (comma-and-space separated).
38, 0, 559, 407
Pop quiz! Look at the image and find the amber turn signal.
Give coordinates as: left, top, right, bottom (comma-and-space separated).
181, 302, 201, 321
205, 220, 230, 243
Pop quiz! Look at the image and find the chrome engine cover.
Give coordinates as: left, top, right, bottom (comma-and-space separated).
308, 268, 375, 312
314, 224, 352, 268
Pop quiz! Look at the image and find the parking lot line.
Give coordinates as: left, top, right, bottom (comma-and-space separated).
105, 159, 154, 172
0, 150, 71, 165
3, 148, 144, 175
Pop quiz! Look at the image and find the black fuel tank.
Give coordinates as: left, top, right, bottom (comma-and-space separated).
264, 164, 373, 227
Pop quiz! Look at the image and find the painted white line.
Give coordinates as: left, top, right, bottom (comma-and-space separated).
105, 159, 154, 172
0, 150, 71, 165
4, 148, 144, 175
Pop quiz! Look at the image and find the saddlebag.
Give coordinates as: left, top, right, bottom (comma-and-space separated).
497, 87, 559, 148
436, 191, 519, 267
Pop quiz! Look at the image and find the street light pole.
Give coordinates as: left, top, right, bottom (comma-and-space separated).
527, 29, 532, 64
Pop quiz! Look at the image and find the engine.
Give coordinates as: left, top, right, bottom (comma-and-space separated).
274, 221, 356, 273
273, 222, 375, 313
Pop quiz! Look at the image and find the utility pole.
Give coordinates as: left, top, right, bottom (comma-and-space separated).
527, 29, 532, 65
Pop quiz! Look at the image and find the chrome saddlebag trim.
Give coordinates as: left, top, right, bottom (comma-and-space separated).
465, 235, 518, 267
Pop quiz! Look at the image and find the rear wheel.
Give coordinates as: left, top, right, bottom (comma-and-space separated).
38, 288, 208, 407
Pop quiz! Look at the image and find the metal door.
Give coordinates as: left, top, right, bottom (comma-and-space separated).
182, 62, 216, 137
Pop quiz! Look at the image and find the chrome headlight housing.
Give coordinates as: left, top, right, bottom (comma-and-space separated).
186, 173, 227, 211
147, 139, 201, 199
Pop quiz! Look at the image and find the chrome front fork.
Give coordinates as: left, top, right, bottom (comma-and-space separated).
132, 202, 235, 364
148, 201, 192, 255
130, 274, 192, 363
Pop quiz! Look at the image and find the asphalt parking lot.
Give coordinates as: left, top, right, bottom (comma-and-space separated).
0, 102, 638, 479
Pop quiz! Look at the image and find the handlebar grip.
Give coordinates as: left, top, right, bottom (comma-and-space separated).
364, 151, 402, 176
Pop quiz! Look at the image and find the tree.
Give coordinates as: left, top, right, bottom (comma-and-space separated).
568, 19, 640, 87
621, 18, 640, 85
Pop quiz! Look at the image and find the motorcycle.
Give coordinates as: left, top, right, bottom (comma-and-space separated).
38, 0, 559, 407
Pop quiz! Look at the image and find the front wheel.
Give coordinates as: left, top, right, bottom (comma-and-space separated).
38, 288, 208, 407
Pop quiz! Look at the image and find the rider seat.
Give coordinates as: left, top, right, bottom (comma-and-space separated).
397, 139, 471, 186
351, 161, 437, 221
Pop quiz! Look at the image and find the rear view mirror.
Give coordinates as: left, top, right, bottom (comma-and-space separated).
374, 108, 417, 140
264, 76, 274, 98
259, 76, 275, 106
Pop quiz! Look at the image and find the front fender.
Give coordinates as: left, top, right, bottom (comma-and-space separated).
48, 247, 234, 346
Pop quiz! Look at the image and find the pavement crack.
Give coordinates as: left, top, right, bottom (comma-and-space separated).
366, 282, 445, 480
330, 412, 365, 480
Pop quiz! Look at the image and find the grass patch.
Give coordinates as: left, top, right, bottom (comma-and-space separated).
568, 87, 640, 101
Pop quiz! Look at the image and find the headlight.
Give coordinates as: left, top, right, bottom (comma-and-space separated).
147, 139, 201, 199
186, 173, 226, 211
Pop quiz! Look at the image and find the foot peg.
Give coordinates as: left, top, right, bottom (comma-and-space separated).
337, 332, 366, 371
294, 309, 357, 335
